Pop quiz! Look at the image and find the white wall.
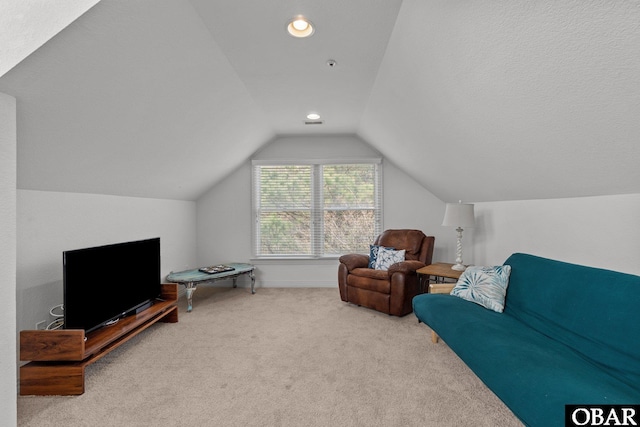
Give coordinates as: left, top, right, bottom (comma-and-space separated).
1, 92, 17, 425
382, 160, 455, 263
196, 134, 450, 289
17, 190, 197, 335
197, 134, 640, 286
472, 194, 640, 275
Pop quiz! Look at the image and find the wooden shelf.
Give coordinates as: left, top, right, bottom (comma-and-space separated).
19, 284, 178, 396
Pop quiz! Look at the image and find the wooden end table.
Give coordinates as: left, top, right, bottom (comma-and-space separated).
416, 262, 463, 294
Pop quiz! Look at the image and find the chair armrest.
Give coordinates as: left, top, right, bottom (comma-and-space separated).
339, 254, 370, 271
387, 260, 426, 276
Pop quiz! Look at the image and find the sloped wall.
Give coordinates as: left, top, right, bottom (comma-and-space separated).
361, 0, 640, 203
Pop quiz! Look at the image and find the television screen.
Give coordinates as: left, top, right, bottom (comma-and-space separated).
63, 237, 161, 333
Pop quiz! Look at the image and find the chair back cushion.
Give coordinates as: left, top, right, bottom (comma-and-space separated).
374, 229, 430, 263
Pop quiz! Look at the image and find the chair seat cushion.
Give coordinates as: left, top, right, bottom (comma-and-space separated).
347, 268, 390, 293
350, 267, 389, 280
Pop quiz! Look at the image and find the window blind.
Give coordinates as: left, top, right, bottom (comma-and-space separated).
252, 160, 382, 258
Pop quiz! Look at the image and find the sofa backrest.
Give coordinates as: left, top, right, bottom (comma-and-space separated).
374, 229, 434, 265
503, 253, 640, 387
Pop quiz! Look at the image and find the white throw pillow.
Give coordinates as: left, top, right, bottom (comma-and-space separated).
374, 247, 406, 271
450, 265, 511, 313
369, 244, 393, 268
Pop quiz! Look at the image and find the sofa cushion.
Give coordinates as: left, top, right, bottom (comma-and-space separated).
347, 268, 390, 293
503, 253, 640, 388
450, 265, 511, 312
374, 248, 406, 271
412, 293, 640, 427
349, 267, 389, 281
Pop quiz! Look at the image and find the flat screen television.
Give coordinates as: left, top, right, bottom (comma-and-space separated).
63, 237, 161, 334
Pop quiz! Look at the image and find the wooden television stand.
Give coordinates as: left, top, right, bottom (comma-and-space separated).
19, 283, 179, 396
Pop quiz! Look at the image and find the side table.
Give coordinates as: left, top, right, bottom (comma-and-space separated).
166, 263, 255, 312
416, 262, 463, 293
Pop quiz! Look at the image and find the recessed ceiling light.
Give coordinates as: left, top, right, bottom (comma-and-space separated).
287, 16, 314, 38
306, 113, 321, 120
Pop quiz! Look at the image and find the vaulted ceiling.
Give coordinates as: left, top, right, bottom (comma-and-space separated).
1, 0, 639, 202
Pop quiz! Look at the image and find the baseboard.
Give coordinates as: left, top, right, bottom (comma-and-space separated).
247, 281, 337, 288
171, 280, 336, 299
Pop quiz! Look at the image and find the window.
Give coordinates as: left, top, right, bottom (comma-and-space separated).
252, 159, 382, 258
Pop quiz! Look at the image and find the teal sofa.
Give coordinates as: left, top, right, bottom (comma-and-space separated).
412, 253, 640, 427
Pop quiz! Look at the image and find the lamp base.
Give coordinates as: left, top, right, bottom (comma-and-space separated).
451, 263, 466, 271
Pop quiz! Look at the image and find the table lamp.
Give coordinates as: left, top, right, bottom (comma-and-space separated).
442, 201, 475, 271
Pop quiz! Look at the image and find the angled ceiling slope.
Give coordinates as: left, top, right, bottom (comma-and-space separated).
0, 0, 273, 201
1, 0, 403, 201
360, 0, 640, 203
0, 0, 100, 78
2, 0, 639, 204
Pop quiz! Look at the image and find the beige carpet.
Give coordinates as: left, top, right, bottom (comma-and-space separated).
18, 287, 522, 427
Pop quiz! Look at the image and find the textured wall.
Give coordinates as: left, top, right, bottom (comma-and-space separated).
361, 0, 640, 202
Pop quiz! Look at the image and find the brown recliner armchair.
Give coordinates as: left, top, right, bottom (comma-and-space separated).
338, 229, 435, 316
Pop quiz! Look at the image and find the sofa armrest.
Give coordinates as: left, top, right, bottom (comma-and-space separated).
339, 254, 370, 271
387, 260, 426, 276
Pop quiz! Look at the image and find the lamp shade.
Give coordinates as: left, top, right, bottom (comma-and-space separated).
442, 202, 475, 227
